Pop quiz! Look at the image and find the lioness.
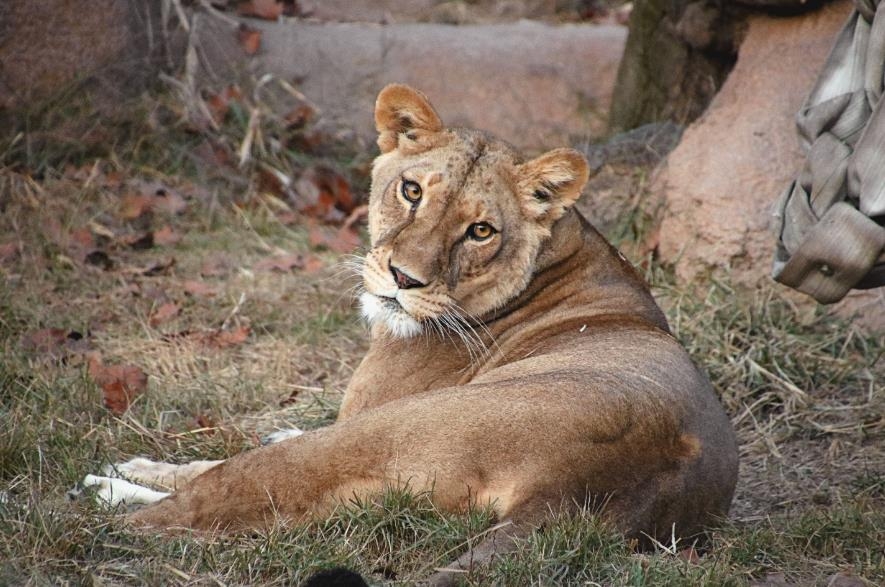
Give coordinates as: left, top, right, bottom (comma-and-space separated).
84, 85, 738, 581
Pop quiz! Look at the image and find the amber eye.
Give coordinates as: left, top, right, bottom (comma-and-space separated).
466, 222, 495, 241
400, 180, 422, 203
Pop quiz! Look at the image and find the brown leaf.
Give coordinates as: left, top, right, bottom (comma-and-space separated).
254, 252, 305, 272
88, 356, 148, 415
150, 187, 187, 215
164, 326, 251, 349
284, 103, 316, 129
120, 182, 188, 220
193, 140, 233, 168
238, 0, 284, 20
211, 325, 250, 348
149, 302, 181, 327
124, 257, 175, 276
182, 280, 218, 298
0, 242, 20, 266
200, 254, 231, 277
70, 227, 96, 250
153, 225, 182, 247
309, 223, 360, 254
120, 231, 155, 250
205, 92, 230, 126
302, 255, 325, 273
120, 194, 153, 220
22, 328, 91, 359
22, 328, 68, 354
677, 547, 701, 564
238, 24, 262, 55
293, 165, 356, 222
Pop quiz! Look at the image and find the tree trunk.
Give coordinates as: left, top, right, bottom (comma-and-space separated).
608, 0, 743, 133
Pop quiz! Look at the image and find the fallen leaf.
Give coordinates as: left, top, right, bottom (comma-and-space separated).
205, 92, 230, 126
120, 231, 155, 250
200, 254, 231, 277
153, 225, 182, 247
284, 103, 317, 129
0, 242, 20, 266
70, 227, 96, 250
123, 257, 175, 276
120, 182, 188, 220
119, 194, 153, 220
309, 223, 360, 254
88, 356, 148, 415
211, 325, 250, 348
238, 0, 283, 20
302, 255, 325, 273
293, 165, 356, 222
150, 187, 188, 215
254, 252, 305, 272
182, 280, 218, 297
139, 284, 170, 303
22, 328, 92, 360
677, 547, 701, 564
162, 326, 251, 349
275, 211, 298, 225
149, 302, 181, 327
193, 139, 233, 169
21, 328, 68, 354
238, 24, 262, 55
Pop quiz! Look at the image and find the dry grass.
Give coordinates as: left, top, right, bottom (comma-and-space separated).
1, 86, 883, 586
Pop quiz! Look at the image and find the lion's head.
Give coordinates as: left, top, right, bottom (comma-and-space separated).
360, 84, 590, 338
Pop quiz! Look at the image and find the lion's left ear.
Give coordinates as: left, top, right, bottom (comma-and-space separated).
516, 148, 590, 223
375, 84, 443, 153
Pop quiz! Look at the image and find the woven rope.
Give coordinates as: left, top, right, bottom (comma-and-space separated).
772, 0, 885, 303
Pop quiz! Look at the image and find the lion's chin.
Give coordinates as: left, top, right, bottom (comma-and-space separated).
359, 292, 423, 339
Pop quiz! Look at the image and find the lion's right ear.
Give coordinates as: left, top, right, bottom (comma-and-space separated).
375, 84, 443, 153
516, 148, 590, 225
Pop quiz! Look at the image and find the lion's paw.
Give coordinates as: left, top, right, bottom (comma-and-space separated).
79, 474, 170, 507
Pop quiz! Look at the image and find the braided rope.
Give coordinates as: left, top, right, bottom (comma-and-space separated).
772, 0, 885, 303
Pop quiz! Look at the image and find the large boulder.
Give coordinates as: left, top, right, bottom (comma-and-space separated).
304, 0, 563, 23
655, 0, 883, 327
0, 0, 176, 114
193, 16, 625, 150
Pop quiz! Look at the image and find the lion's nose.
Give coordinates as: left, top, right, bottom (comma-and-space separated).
390, 264, 425, 289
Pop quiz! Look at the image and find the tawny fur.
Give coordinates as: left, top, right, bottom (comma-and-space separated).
119, 85, 738, 578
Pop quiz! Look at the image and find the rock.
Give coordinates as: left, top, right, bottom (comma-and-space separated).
0, 1, 178, 114
576, 122, 683, 236
654, 0, 883, 328
305, 0, 565, 24
193, 16, 625, 150
826, 572, 869, 587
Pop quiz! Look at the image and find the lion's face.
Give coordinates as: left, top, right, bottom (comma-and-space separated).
360, 85, 589, 338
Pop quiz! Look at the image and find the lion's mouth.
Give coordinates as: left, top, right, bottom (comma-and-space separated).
359, 292, 423, 338
378, 295, 402, 310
